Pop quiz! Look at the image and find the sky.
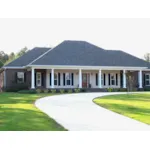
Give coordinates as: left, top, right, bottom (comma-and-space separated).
0, 18, 150, 59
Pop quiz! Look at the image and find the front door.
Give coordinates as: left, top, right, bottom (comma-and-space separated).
82, 73, 90, 88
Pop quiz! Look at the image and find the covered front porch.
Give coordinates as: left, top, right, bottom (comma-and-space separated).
30, 66, 144, 90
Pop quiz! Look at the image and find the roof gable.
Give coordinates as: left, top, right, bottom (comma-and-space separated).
5, 47, 50, 67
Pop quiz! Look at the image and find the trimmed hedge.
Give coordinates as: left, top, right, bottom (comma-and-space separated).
5, 83, 29, 92
143, 87, 150, 91
18, 89, 37, 94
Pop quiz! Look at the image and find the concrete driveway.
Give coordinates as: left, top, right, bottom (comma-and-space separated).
35, 92, 150, 131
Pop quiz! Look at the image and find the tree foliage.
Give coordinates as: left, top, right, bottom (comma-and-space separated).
144, 53, 150, 62
17, 47, 28, 57
0, 47, 28, 68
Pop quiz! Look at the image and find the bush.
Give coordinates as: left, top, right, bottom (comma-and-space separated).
5, 83, 29, 92
120, 88, 127, 92
51, 89, 56, 94
43, 89, 49, 93
107, 88, 113, 92
18, 89, 36, 94
143, 87, 150, 91
81, 88, 86, 92
112, 88, 119, 92
67, 89, 72, 93
74, 88, 80, 93
60, 89, 65, 94
36, 88, 42, 93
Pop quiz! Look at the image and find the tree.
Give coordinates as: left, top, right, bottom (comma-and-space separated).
126, 71, 137, 93
17, 47, 28, 57
9, 52, 15, 60
0, 51, 9, 65
0, 60, 3, 68
144, 53, 150, 62
0, 51, 5, 60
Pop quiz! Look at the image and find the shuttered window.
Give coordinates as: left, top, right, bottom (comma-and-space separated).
58, 73, 61, 86
96, 73, 98, 86
145, 74, 150, 86
108, 74, 110, 85
63, 73, 65, 86
103, 73, 106, 86
116, 74, 118, 86
71, 73, 74, 86
49, 73, 51, 86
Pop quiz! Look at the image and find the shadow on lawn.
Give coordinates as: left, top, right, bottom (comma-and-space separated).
102, 94, 150, 102
99, 103, 150, 117
0, 107, 66, 131
0, 94, 43, 104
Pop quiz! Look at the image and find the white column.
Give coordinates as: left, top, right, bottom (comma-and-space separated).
123, 69, 126, 88
138, 70, 143, 88
98, 69, 102, 88
51, 68, 54, 88
79, 69, 82, 88
31, 67, 35, 89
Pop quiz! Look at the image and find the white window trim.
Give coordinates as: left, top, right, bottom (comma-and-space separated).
54, 72, 58, 86
36, 72, 41, 87
110, 73, 116, 86
65, 72, 72, 86
145, 73, 150, 86
17, 72, 25, 83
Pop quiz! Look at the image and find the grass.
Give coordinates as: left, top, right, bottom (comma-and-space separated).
0, 92, 66, 131
93, 93, 150, 125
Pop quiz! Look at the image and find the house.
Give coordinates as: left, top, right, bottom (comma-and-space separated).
2, 40, 150, 91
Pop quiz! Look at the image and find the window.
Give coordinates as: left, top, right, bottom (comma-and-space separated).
145, 74, 150, 86
36, 72, 41, 86
54, 73, 58, 86
96, 73, 104, 86
17, 72, 24, 83
110, 73, 116, 85
65, 73, 71, 85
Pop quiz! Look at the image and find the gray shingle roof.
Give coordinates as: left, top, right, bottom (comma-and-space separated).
5, 47, 50, 67
31, 40, 149, 67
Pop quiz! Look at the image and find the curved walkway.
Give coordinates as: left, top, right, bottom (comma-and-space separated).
35, 92, 150, 131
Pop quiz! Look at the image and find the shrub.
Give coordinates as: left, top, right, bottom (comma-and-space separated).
107, 88, 113, 92
36, 88, 42, 93
74, 88, 80, 93
143, 87, 150, 91
43, 89, 49, 93
81, 88, 86, 92
120, 88, 127, 92
18, 89, 36, 94
60, 89, 65, 94
5, 83, 29, 92
67, 89, 72, 93
112, 88, 119, 92
51, 89, 56, 94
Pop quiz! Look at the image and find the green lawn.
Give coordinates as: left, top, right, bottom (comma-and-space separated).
94, 93, 150, 125
0, 93, 66, 131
